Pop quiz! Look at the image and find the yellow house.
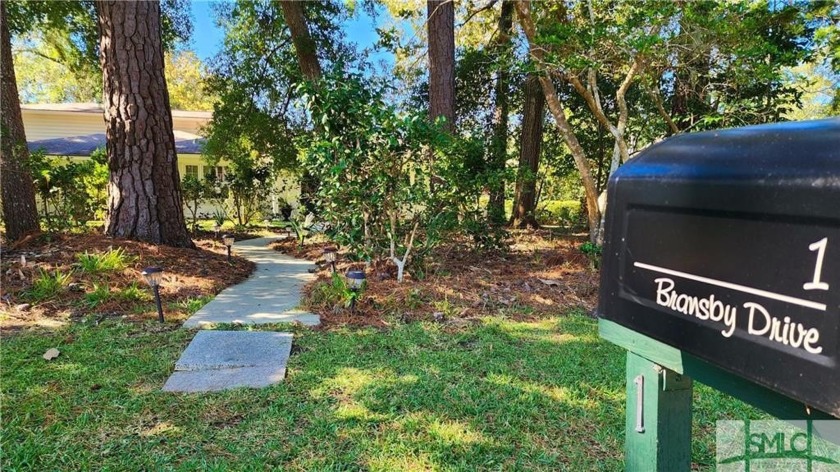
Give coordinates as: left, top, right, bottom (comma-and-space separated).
22, 103, 298, 219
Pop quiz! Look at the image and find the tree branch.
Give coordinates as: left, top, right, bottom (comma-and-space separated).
514, 0, 601, 243
460, 0, 499, 27
613, 56, 643, 162
646, 83, 679, 135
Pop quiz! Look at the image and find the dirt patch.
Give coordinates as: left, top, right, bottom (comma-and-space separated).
274, 230, 599, 329
1, 232, 255, 331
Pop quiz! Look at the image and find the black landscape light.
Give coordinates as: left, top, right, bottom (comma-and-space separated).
346, 270, 366, 312
323, 247, 337, 273
213, 223, 221, 238
263, 219, 271, 232
222, 234, 235, 261
141, 267, 165, 323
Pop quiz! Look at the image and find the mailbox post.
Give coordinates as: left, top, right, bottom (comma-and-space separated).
597, 119, 840, 470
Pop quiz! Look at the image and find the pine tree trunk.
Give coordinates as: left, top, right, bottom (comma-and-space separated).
487, 1, 513, 226
427, 0, 455, 192
427, 0, 455, 132
510, 74, 544, 229
97, 1, 193, 248
0, 2, 41, 242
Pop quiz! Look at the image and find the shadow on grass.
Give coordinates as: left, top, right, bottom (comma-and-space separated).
279, 316, 627, 470
1, 314, 755, 470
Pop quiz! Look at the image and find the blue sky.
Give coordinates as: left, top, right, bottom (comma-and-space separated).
189, 1, 224, 62
188, 0, 392, 66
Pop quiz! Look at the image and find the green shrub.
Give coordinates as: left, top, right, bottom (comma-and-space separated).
463, 211, 508, 252
580, 241, 603, 268
29, 149, 108, 231
299, 69, 491, 274
76, 248, 131, 273
182, 174, 207, 231
171, 295, 214, 315
308, 272, 364, 310
26, 269, 72, 301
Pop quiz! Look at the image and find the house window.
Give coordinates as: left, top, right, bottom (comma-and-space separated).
185, 165, 199, 179
203, 165, 227, 181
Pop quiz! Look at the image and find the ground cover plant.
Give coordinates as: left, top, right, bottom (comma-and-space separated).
0, 232, 255, 331
1, 313, 766, 471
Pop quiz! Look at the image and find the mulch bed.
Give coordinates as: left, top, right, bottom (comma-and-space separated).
271, 237, 334, 261
273, 230, 599, 329
1, 232, 255, 331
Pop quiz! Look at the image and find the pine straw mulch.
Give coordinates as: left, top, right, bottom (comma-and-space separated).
273, 230, 600, 329
271, 236, 336, 261
1, 232, 255, 332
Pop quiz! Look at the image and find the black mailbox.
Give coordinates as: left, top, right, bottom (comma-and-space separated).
598, 118, 840, 416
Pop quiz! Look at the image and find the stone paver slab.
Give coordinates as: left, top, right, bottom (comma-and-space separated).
162, 330, 293, 393
174, 330, 292, 371
162, 366, 287, 392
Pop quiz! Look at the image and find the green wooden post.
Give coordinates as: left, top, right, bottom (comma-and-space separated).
603, 319, 835, 471
625, 351, 693, 471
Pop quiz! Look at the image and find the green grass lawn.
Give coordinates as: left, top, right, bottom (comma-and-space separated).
1, 314, 762, 471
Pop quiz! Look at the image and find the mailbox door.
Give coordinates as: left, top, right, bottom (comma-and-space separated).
598, 119, 840, 416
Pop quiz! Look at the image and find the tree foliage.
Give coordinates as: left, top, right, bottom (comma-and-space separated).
204, 0, 352, 173
516, 0, 820, 241
12, 32, 100, 103
165, 50, 217, 111
8, 0, 193, 105
299, 69, 502, 279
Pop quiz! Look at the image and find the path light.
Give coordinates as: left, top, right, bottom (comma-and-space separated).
223, 234, 235, 261
141, 267, 165, 323
263, 219, 271, 232
323, 247, 337, 273
213, 223, 221, 238
346, 270, 366, 312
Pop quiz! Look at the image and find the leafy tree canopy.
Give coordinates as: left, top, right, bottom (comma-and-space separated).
203, 0, 355, 172
166, 50, 217, 111
7, 0, 192, 104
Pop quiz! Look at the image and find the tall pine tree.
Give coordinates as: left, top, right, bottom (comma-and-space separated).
0, 1, 40, 242
96, 0, 192, 247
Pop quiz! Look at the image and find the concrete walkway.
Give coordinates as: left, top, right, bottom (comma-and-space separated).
183, 237, 320, 328
165, 237, 318, 392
